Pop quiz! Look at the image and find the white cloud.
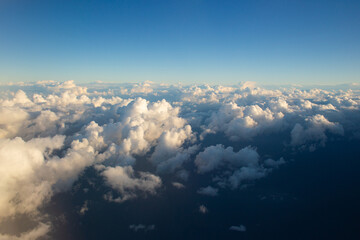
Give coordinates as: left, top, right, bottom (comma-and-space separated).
0, 80, 359, 238
290, 114, 344, 150
195, 145, 260, 174
172, 182, 185, 189
100, 165, 162, 203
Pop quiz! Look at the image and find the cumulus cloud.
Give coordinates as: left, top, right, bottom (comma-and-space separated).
0, 135, 95, 219
0, 80, 359, 238
290, 114, 344, 151
195, 144, 260, 173
100, 165, 162, 203
195, 144, 283, 188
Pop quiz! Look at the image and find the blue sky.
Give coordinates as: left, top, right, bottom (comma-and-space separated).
0, 0, 359, 85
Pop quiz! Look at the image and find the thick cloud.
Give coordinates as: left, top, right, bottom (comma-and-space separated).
0, 135, 98, 218
290, 114, 344, 151
100, 165, 162, 203
0, 80, 359, 239
195, 144, 284, 189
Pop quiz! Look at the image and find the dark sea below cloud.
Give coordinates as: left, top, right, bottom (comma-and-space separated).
45, 139, 360, 240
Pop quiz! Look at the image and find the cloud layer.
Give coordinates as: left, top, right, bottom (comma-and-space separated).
0, 80, 359, 238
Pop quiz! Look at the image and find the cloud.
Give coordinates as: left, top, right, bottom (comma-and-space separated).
264, 157, 285, 168
199, 205, 208, 214
195, 144, 260, 174
229, 224, 246, 232
0, 222, 51, 240
203, 102, 284, 141
172, 182, 185, 189
0, 135, 63, 219
79, 201, 89, 215
0, 80, 359, 238
100, 165, 162, 203
290, 114, 344, 151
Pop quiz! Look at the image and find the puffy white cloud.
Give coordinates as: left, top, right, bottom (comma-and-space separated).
100, 165, 162, 203
0, 136, 64, 219
195, 145, 260, 174
0, 135, 97, 219
203, 102, 284, 141
172, 182, 185, 189
0, 80, 359, 238
290, 114, 344, 150
195, 144, 279, 189
0, 133, 98, 239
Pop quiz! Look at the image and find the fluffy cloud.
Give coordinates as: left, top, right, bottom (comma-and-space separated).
0, 80, 359, 239
100, 165, 162, 203
172, 182, 186, 189
195, 144, 282, 189
290, 114, 344, 151
0, 135, 97, 219
195, 145, 260, 174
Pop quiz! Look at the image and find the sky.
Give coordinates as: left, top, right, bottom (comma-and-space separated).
0, 0, 359, 85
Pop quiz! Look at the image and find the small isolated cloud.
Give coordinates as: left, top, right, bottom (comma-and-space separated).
100, 165, 162, 203
172, 182, 185, 189
199, 205, 208, 214
197, 186, 218, 196
264, 157, 285, 168
229, 224, 246, 232
129, 224, 155, 232
79, 201, 89, 215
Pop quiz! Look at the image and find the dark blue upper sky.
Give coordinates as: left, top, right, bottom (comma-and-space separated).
0, 0, 359, 85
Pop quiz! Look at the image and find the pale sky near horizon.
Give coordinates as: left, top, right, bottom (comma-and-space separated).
0, 0, 359, 85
